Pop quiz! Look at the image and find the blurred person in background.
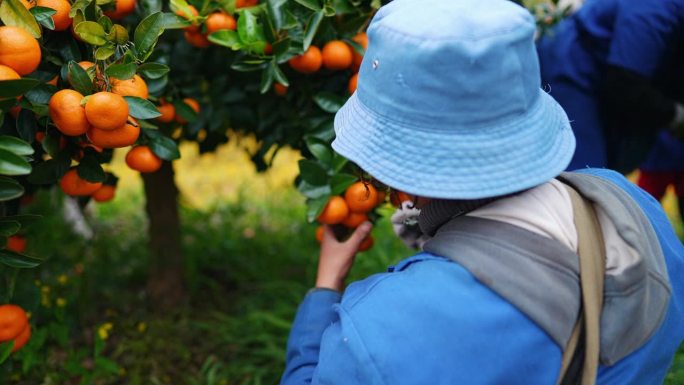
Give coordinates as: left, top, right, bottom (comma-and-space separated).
537, 0, 684, 216
280, 0, 684, 384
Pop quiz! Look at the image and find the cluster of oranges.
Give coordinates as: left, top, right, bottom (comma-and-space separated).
177, 0, 257, 49
155, 97, 200, 125
315, 181, 385, 252
281, 32, 368, 96
0, 304, 31, 354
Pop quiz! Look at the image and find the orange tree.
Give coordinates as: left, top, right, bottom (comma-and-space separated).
0, 0, 568, 362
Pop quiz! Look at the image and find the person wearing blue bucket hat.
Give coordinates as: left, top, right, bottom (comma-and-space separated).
281, 0, 684, 384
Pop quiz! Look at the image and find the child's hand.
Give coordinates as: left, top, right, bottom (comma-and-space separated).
315, 222, 373, 291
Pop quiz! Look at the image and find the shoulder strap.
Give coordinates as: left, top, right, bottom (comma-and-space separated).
557, 185, 607, 385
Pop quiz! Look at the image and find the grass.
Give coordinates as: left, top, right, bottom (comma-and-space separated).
0, 140, 682, 384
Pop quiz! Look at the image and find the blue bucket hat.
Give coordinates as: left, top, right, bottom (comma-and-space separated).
332, 0, 576, 199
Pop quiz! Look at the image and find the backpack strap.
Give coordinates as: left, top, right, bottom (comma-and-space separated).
557, 185, 606, 385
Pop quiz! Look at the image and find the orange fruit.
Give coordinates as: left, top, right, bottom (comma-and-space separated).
0, 65, 20, 82
184, 30, 211, 48
0, 305, 28, 342
111, 74, 148, 99
205, 12, 236, 34
60, 169, 103, 196
358, 235, 374, 252
289, 46, 322, 74
35, 131, 45, 142
47, 75, 58, 86
92, 185, 115, 202
126, 146, 162, 173
315, 226, 324, 242
390, 190, 412, 207
236, 0, 258, 8
273, 83, 287, 96
351, 32, 368, 71
6, 235, 26, 253
104, 0, 136, 20
317, 196, 349, 225
348, 73, 358, 94
36, 0, 72, 31
0, 26, 41, 76
86, 117, 139, 148
156, 102, 175, 123
177, 5, 200, 32
264, 42, 272, 55
322, 40, 353, 70
376, 190, 387, 206
11, 324, 30, 352
48, 89, 90, 136
175, 98, 200, 124
85, 92, 129, 130
344, 181, 378, 213
341, 212, 368, 228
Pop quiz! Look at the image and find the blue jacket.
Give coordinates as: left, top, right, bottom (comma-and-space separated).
281, 169, 684, 384
537, 0, 684, 170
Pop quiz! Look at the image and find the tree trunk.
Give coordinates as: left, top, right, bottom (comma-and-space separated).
141, 160, 187, 310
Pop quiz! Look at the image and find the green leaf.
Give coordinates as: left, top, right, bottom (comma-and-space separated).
0, 249, 42, 268
67, 61, 94, 95
272, 60, 288, 86
298, 159, 328, 186
107, 24, 129, 45
94, 44, 116, 60
266, 0, 287, 30
173, 99, 198, 122
303, 11, 324, 51
134, 12, 165, 61
148, 134, 180, 160
69, 0, 92, 17
297, 180, 330, 199
4, 214, 41, 227
313, 92, 345, 113
123, 96, 162, 119
30, 6, 57, 30
0, 0, 41, 38
105, 63, 136, 80
294, 0, 321, 11
237, 9, 265, 45
207, 30, 243, 50
306, 195, 329, 223
74, 21, 108, 46
330, 173, 357, 195
160, 12, 191, 29
259, 65, 274, 94
0, 341, 14, 364
16, 110, 38, 143
0, 221, 20, 237
305, 137, 332, 164
331, 152, 348, 172
0, 177, 24, 202
0, 79, 40, 99
27, 155, 70, 184
0, 136, 33, 156
0, 149, 31, 176
137, 62, 169, 79
77, 153, 106, 182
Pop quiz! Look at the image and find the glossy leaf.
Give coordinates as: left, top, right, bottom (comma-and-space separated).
303, 11, 324, 51
298, 159, 328, 186
160, 12, 191, 29
134, 12, 165, 60
94, 44, 117, 60
74, 21, 108, 46
306, 195, 329, 223
108, 24, 129, 45
124, 96, 162, 119
294, 0, 321, 11
208, 30, 242, 50
330, 173, 357, 195
67, 61, 94, 95
148, 134, 180, 161
105, 63, 137, 80
30, 6, 57, 30
15, 110, 38, 143
0, 0, 41, 38
0, 177, 24, 202
0, 136, 34, 156
313, 92, 346, 113
0, 79, 40, 99
0, 341, 13, 364
173, 99, 198, 122
305, 137, 332, 164
137, 63, 170, 79
0, 149, 31, 176
77, 153, 106, 183
0, 220, 21, 237
0, 249, 43, 268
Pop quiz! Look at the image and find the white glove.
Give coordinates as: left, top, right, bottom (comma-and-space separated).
391, 201, 431, 250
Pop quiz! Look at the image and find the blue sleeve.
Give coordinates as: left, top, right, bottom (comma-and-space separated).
280, 288, 342, 385
607, 0, 684, 78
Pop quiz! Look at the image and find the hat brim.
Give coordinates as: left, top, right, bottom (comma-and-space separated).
332, 90, 576, 199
